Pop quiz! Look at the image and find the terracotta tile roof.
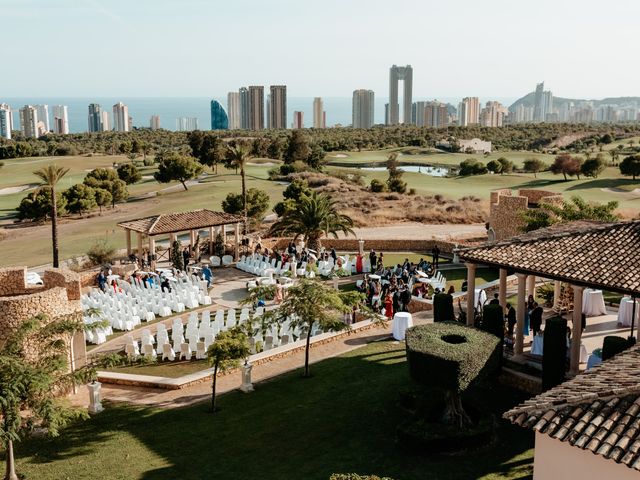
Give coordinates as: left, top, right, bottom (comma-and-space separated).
457, 220, 640, 295
118, 210, 244, 235
504, 346, 640, 470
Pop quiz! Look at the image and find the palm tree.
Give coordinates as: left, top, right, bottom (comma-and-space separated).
34, 165, 69, 268
225, 142, 253, 225
269, 191, 355, 250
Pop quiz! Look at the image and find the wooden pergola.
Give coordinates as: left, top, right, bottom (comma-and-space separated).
117, 209, 245, 269
457, 220, 640, 375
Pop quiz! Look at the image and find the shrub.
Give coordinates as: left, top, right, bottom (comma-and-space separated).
458, 158, 487, 176
170, 239, 184, 270
221, 188, 270, 222
369, 179, 386, 192
64, 183, 97, 214
405, 323, 500, 428
542, 316, 567, 390
602, 335, 631, 361
87, 239, 116, 266
580, 157, 605, 178
330, 475, 394, 480
117, 163, 142, 184
433, 293, 454, 322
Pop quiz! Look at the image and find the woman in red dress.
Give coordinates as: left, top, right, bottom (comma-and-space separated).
384, 292, 394, 319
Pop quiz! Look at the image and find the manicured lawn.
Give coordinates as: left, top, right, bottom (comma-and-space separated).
6, 341, 533, 480
107, 359, 209, 378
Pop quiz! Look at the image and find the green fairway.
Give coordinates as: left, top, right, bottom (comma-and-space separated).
6, 340, 534, 480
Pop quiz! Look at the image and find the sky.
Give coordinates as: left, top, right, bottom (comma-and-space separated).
2, 0, 640, 100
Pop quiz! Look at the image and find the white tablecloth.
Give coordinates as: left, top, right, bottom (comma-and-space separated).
618, 297, 639, 327
392, 312, 413, 341
474, 289, 487, 308
582, 289, 607, 316
531, 335, 544, 355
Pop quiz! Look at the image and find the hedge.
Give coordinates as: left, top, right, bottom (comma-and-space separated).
405, 322, 501, 394
542, 316, 567, 391
433, 293, 454, 322
330, 475, 394, 480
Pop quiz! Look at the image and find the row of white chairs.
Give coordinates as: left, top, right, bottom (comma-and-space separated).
208, 255, 234, 267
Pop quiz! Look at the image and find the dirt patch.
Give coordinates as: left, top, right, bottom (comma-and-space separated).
601, 187, 640, 195
548, 132, 594, 148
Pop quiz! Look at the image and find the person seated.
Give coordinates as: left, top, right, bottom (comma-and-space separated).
489, 293, 500, 305
447, 285, 455, 295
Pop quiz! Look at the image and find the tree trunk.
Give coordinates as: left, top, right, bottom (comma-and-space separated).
442, 390, 471, 428
303, 323, 312, 377
51, 186, 59, 268
563, 172, 567, 181
181, 180, 188, 191
211, 363, 218, 413
241, 164, 247, 234
4, 439, 18, 480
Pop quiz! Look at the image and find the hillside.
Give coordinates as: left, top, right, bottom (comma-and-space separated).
509, 92, 640, 110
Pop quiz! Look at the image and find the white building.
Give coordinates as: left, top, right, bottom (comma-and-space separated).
227, 92, 241, 129
0, 104, 12, 139
313, 97, 325, 128
101, 110, 110, 131
19, 105, 40, 138
479, 101, 508, 127
149, 115, 161, 130
292, 111, 304, 129
34, 104, 50, 133
352, 89, 375, 128
112, 102, 130, 132
458, 97, 480, 126
458, 138, 492, 154
52, 105, 69, 134
176, 117, 198, 131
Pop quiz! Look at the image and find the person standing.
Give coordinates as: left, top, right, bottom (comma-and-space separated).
530, 302, 543, 336
506, 303, 517, 336
432, 245, 440, 269
369, 249, 377, 272
97, 270, 107, 292
182, 247, 190, 270
384, 291, 394, 319
202, 264, 213, 289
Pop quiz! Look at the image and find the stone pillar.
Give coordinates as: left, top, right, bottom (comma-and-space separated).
125, 229, 132, 256
465, 263, 476, 326
515, 273, 527, 355
87, 382, 104, 414
148, 237, 156, 270
499, 268, 508, 312
240, 362, 254, 393
358, 239, 365, 255
209, 227, 215, 255
222, 225, 227, 244
137, 232, 143, 258
453, 244, 460, 264
570, 285, 585, 375
527, 275, 536, 300
189, 230, 196, 252
553, 280, 562, 310
234, 223, 240, 261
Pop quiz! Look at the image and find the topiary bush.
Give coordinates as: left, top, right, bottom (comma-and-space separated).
405, 323, 500, 426
482, 304, 504, 361
542, 316, 567, 391
602, 335, 631, 361
432, 293, 454, 322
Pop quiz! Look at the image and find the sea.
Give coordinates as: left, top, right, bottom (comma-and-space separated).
2, 96, 518, 133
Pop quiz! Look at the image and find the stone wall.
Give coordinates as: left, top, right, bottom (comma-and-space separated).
489, 189, 563, 241
0, 266, 29, 296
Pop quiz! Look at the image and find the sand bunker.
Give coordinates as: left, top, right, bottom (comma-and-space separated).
0, 184, 35, 196
601, 187, 640, 195
330, 154, 348, 158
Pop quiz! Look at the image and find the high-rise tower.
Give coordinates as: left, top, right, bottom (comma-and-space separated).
388, 65, 413, 125
269, 85, 287, 129
352, 90, 375, 128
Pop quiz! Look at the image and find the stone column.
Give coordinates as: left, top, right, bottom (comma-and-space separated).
189, 230, 196, 252
553, 280, 562, 310
222, 225, 227, 244
125, 229, 132, 256
358, 239, 365, 255
240, 362, 254, 393
234, 223, 240, 261
87, 382, 104, 414
209, 227, 215, 255
570, 285, 585, 375
137, 232, 143, 258
499, 268, 507, 312
148, 237, 156, 270
465, 263, 476, 326
515, 273, 527, 355
527, 275, 536, 300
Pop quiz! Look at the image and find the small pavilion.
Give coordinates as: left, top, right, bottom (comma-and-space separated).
457, 220, 640, 374
117, 209, 245, 269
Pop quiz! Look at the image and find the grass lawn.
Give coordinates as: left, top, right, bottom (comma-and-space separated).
6, 341, 534, 480
107, 359, 209, 378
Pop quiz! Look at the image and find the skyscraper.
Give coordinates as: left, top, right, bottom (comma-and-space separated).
176, 117, 198, 131
248, 86, 264, 130
19, 105, 39, 138
424, 101, 448, 128
313, 97, 325, 128
533, 82, 545, 122
0, 104, 13, 140
292, 111, 304, 129
269, 85, 287, 129
149, 115, 161, 130
457, 97, 480, 126
112, 102, 129, 132
34, 104, 49, 133
388, 65, 413, 125
266, 94, 271, 129
101, 111, 110, 131
479, 101, 508, 127
210, 100, 229, 130
239, 87, 250, 129
227, 92, 241, 129
88, 103, 103, 132
412, 101, 427, 126
352, 89, 375, 128
52, 105, 69, 134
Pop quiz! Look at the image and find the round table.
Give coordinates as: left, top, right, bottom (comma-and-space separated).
582, 289, 607, 316
618, 297, 639, 327
392, 312, 413, 341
